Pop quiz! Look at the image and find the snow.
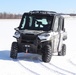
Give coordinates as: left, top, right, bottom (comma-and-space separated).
0, 18, 76, 75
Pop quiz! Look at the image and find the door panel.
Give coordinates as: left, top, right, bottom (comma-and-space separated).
53, 32, 60, 52
58, 31, 64, 52
53, 16, 60, 53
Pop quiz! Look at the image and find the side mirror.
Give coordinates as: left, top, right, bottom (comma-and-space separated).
14, 27, 19, 31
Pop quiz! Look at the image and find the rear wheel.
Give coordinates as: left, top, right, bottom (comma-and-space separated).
58, 44, 66, 56
10, 42, 18, 59
42, 45, 52, 63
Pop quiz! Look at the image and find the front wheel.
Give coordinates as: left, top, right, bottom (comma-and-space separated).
42, 45, 52, 63
10, 42, 18, 59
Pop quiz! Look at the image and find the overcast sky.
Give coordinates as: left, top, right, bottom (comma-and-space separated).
0, 0, 76, 14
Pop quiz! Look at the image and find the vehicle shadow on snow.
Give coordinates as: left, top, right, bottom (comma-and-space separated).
17, 53, 58, 62
0, 50, 42, 62
0, 50, 11, 60
0, 50, 40, 75
17, 53, 42, 63
0, 50, 59, 62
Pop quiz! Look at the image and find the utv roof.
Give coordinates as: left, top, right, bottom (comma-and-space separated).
23, 10, 64, 17
29, 10, 56, 14
29, 10, 57, 15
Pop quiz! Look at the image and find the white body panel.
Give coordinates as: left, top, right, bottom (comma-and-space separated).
38, 30, 67, 53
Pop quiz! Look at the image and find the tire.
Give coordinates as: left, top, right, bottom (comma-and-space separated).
42, 45, 52, 63
58, 44, 66, 56
10, 42, 18, 59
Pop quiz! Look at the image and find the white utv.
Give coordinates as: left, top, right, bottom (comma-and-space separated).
10, 11, 67, 63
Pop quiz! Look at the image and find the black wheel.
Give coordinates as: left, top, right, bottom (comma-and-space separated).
42, 45, 52, 63
10, 42, 18, 59
58, 44, 66, 56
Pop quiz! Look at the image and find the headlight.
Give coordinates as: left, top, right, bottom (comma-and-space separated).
43, 34, 50, 37
13, 31, 20, 38
38, 33, 50, 41
40, 33, 50, 37
15, 31, 20, 35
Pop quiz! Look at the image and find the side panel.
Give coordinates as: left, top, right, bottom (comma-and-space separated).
58, 17, 66, 52
57, 31, 63, 52
58, 30, 67, 52
52, 15, 60, 53
53, 32, 60, 52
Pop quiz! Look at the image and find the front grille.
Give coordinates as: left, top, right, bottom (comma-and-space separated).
21, 34, 37, 43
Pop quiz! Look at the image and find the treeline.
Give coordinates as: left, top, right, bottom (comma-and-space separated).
69, 14, 76, 16
0, 12, 22, 19
0, 12, 76, 19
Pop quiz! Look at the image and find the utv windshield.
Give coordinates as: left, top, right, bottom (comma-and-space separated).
19, 13, 54, 31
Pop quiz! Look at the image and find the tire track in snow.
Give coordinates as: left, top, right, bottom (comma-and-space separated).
17, 60, 40, 75
39, 62, 65, 75
13, 54, 76, 75
68, 59, 76, 67
32, 57, 65, 75
49, 63, 76, 75
16, 55, 65, 75
35, 57, 76, 75
15, 54, 41, 75
69, 60, 76, 67
19, 54, 66, 75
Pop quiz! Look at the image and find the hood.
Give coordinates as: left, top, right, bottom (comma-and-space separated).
19, 29, 45, 35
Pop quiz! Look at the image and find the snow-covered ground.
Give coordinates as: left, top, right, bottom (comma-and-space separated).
0, 18, 76, 75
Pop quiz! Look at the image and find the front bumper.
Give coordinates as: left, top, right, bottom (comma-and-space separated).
19, 43, 40, 54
